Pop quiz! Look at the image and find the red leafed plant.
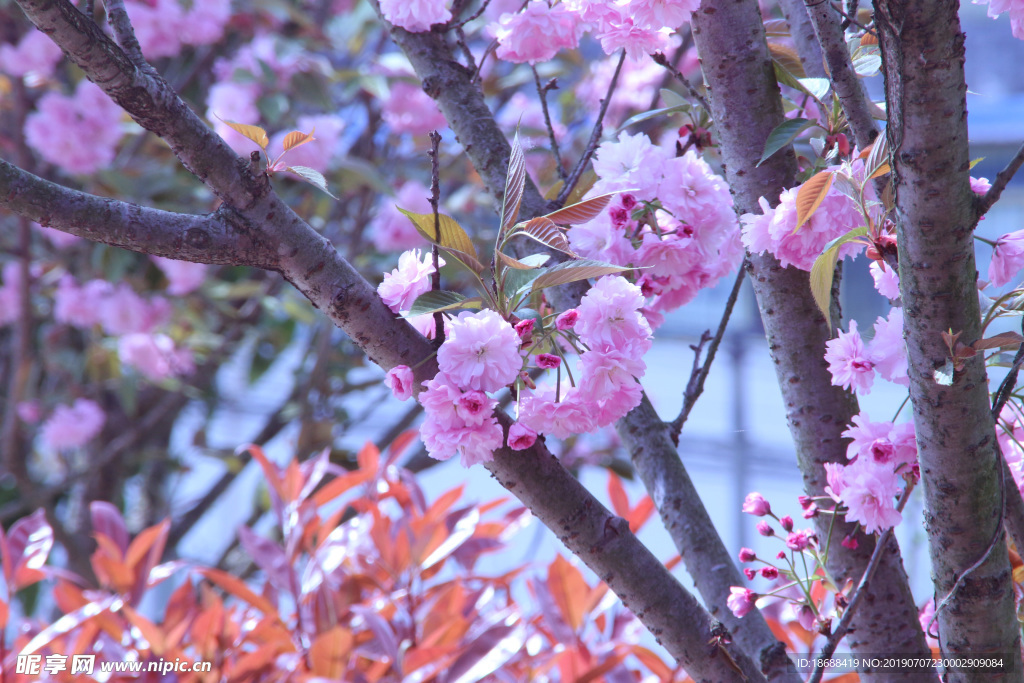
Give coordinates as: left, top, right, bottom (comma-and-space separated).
1, 436, 692, 682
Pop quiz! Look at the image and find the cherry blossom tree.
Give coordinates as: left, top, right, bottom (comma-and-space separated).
3, 0, 1024, 680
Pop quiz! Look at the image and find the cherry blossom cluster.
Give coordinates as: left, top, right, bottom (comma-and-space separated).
381, 265, 652, 465
824, 307, 907, 395
996, 404, 1024, 496
974, 0, 1024, 39
571, 131, 743, 322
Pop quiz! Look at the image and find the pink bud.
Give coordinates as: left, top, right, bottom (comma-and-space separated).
727, 587, 757, 618
514, 318, 534, 342
780, 515, 794, 531
760, 566, 778, 580
738, 547, 756, 563
776, 551, 787, 560
507, 423, 537, 451
756, 521, 774, 537
802, 504, 819, 519
537, 353, 561, 369
743, 568, 756, 580
798, 495, 813, 510
555, 309, 578, 330
742, 492, 771, 516
385, 365, 415, 401
841, 534, 859, 550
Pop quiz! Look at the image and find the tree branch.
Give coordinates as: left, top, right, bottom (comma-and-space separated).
977, 141, 1024, 219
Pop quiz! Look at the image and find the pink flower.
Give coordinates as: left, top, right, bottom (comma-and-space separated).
518, 386, 597, 439
382, 82, 448, 136
507, 423, 537, 450
53, 277, 111, 328
591, 131, 668, 197
841, 535, 859, 550
971, 176, 992, 195
416, 373, 504, 465
742, 492, 771, 516
780, 515, 794, 531
824, 320, 876, 395
743, 567, 756, 580
568, 212, 638, 267
24, 81, 124, 175
738, 547, 756, 562
456, 390, 493, 425
118, 333, 194, 381
840, 460, 903, 533
578, 348, 645, 402
595, 11, 671, 61
974, 0, 1024, 39
576, 276, 652, 357
761, 566, 779, 580
868, 307, 908, 386
386, 365, 415, 400
727, 587, 757, 618
379, 0, 452, 32
989, 229, 1024, 287
844, 413, 917, 471
151, 256, 208, 295
17, 401, 41, 424
740, 181, 864, 271
785, 529, 814, 551
628, 0, 700, 29
555, 309, 579, 330
378, 249, 438, 313
869, 260, 900, 299
490, 2, 583, 64
372, 181, 434, 252
40, 399, 105, 450
537, 353, 561, 369
757, 521, 774, 536
437, 310, 522, 392
823, 461, 847, 501
99, 284, 170, 335
0, 31, 63, 78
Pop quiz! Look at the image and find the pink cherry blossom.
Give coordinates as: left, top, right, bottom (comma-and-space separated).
757, 521, 774, 536
738, 547, 756, 562
740, 182, 864, 271
118, 333, 194, 381
456, 390, 493, 425
868, 307, 908, 386
379, 0, 452, 32
0, 31, 63, 78
824, 320, 876, 395
628, 0, 701, 29
437, 310, 522, 392
785, 529, 814, 551
54, 277, 112, 328
537, 353, 561, 369
971, 176, 992, 195
382, 81, 449, 136
372, 181, 434, 252
576, 54, 666, 127
518, 386, 598, 439
594, 10, 672, 61
869, 260, 901, 299
418, 375, 503, 464
507, 423, 537, 450
40, 399, 105, 450
378, 249, 438, 313
727, 587, 757, 618
974, 0, 1024, 39
568, 212, 638, 267
575, 276, 652, 358
742, 492, 772, 516
843, 413, 917, 471
989, 229, 1024, 287
823, 461, 847, 501
151, 256, 208, 295
556, 309, 579, 330
25, 81, 125, 175
490, 2, 583, 64
578, 348, 645, 403
386, 365, 416, 401
99, 284, 170, 336
839, 459, 903, 533
591, 131, 668, 198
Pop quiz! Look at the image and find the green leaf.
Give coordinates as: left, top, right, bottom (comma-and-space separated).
501, 132, 526, 233
660, 88, 689, 108
286, 166, 338, 199
543, 191, 625, 226
398, 208, 478, 261
808, 226, 868, 324
518, 254, 550, 268
798, 78, 832, 102
852, 53, 882, 77
407, 291, 481, 317
508, 216, 574, 255
530, 259, 634, 293
616, 104, 691, 133
503, 266, 544, 304
758, 118, 814, 166
970, 157, 985, 170
809, 245, 840, 325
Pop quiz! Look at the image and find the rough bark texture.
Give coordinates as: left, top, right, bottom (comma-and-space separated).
689, 2, 934, 680
376, 9, 799, 681
802, 0, 879, 148
874, 0, 1022, 678
5, 1, 770, 677
778, 0, 826, 79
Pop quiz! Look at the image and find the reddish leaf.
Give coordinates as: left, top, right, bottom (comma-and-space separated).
513, 216, 574, 255
217, 117, 269, 149
421, 507, 480, 570
606, 472, 630, 518
973, 331, 1024, 351
21, 594, 119, 655
282, 128, 315, 152
0, 599, 8, 630
543, 191, 621, 226
121, 605, 166, 655
198, 567, 277, 616
445, 614, 526, 683
627, 496, 656, 534
2, 509, 53, 590
795, 170, 834, 231
501, 133, 526, 232
309, 627, 354, 678
576, 652, 627, 683
547, 555, 590, 632
631, 645, 675, 680
90, 501, 129, 556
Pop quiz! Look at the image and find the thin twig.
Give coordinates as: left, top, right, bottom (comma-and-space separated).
452, 0, 495, 28
428, 131, 445, 344
829, 1, 871, 31
102, 0, 151, 72
532, 67, 566, 180
808, 482, 915, 683
556, 51, 626, 206
651, 51, 711, 115
668, 263, 746, 440
455, 26, 478, 74
978, 142, 1024, 218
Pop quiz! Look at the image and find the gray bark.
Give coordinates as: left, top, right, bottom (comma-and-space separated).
874, 0, 1023, 678
689, 2, 934, 680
